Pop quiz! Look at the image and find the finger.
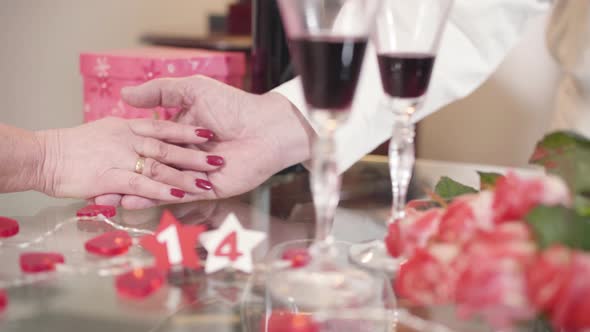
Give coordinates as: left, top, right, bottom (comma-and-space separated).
120, 168, 217, 209
120, 173, 216, 210
141, 158, 214, 194
128, 119, 215, 144
135, 138, 225, 171
94, 194, 123, 207
120, 196, 158, 210
106, 169, 187, 201
120, 190, 215, 210
121, 78, 189, 108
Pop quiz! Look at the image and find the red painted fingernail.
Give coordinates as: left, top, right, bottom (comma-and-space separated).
206, 155, 224, 166
195, 129, 215, 139
170, 188, 185, 198
195, 179, 213, 190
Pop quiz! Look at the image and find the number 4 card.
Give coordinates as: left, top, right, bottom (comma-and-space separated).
199, 213, 266, 274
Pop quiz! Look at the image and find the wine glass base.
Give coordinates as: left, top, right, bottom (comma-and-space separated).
267, 264, 378, 311
348, 240, 404, 274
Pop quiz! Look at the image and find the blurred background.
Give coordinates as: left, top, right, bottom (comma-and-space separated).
0, 0, 559, 167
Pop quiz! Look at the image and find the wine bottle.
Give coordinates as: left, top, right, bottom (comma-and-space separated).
252, 0, 302, 174
251, 0, 294, 94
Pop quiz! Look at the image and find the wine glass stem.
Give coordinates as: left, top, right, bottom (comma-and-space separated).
311, 130, 341, 249
389, 111, 415, 223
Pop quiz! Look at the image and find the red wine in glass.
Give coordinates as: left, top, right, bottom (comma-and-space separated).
377, 52, 435, 98
289, 36, 368, 111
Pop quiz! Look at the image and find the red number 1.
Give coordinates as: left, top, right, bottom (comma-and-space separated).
214, 231, 243, 261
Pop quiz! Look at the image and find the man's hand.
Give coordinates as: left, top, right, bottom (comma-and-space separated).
96, 75, 314, 209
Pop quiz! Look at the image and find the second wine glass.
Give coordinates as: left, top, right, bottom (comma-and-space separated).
350, 0, 453, 272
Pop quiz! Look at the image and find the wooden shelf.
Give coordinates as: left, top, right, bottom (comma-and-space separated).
141, 33, 252, 53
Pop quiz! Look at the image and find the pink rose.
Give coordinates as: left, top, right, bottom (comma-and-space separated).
454, 223, 537, 329
436, 191, 494, 243
528, 246, 590, 332
493, 172, 570, 223
385, 208, 443, 258
395, 248, 456, 306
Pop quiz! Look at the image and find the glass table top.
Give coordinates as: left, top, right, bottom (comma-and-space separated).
0, 158, 537, 332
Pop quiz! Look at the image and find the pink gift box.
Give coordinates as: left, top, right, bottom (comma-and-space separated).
79, 47, 246, 122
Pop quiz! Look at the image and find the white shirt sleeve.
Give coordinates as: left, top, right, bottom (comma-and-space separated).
273, 0, 550, 172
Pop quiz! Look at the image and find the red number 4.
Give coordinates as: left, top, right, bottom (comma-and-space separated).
214, 231, 243, 261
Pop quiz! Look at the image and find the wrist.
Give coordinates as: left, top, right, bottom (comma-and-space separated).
32, 129, 60, 196
263, 92, 315, 170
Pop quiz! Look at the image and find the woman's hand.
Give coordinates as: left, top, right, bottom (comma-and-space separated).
95, 75, 314, 209
35, 117, 224, 200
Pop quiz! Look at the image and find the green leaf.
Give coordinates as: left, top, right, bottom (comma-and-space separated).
434, 176, 478, 200
526, 205, 590, 251
522, 316, 554, 332
530, 131, 590, 216
477, 171, 503, 190
575, 194, 590, 216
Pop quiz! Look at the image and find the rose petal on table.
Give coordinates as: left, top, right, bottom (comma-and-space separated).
85, 231, 132, 257
0, 289, 7, 312
19, 252, 65, 273
115, 267, 164, 299
76, 205, 117, 219
0, 216, 19, 238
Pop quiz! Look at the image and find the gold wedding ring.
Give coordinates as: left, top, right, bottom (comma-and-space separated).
134, 156, 146, 174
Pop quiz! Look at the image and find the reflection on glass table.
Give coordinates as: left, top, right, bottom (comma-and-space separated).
0, 158, 541, 332
242, 239, 395, 332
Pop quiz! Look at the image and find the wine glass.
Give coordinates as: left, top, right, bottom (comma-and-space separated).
279, 0, 380, 248
350, 0, 453, 272
268, 0, 381, 309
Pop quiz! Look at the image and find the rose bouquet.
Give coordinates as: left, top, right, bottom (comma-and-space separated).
388, 132, 590, 332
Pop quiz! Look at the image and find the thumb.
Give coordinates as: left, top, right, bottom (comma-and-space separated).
121, 78, 187, 108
